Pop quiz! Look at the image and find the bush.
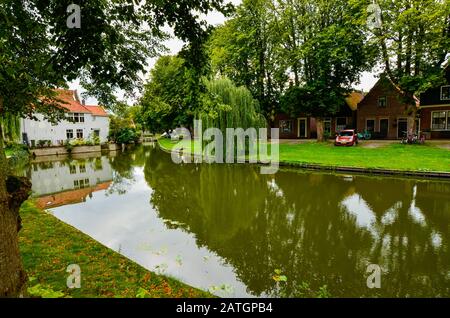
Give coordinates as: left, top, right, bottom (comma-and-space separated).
115, 128, 140, 145
6, 143, 30, 171
37, 140, 52, 148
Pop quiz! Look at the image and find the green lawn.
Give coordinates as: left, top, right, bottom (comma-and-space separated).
278, 142, 450, 172
158, 138, 202, 154
19, 200, 212, 298
158, 138, 450, 173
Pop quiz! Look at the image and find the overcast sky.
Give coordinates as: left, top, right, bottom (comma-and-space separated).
70, 0, 378, 105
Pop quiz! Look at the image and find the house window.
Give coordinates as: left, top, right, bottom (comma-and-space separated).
76, 129, 84, 139
441, 86, 450, 101
69, 113, 85, 123
74, 179, 90, 189
366, 119, 375, 132
79, 163, 86, 173
69, 165, 77, 174
66, 129, 74, 139
336, 117, 347, 132
324, 118, 332, 135
432, 111, 447, 130
280, 120, 293, 134
378, 96, 387, 108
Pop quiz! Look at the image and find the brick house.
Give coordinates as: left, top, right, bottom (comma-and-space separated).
357, 76, 419, 139
274, 92, 363, 139
419, 67, 450, 139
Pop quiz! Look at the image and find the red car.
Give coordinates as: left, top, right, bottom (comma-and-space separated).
335, 129, 358, 146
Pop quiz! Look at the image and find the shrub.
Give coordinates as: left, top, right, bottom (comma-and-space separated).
115, 128, 140, 145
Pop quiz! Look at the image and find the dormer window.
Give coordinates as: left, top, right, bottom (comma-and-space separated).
441, 86, 450, 101
378, 96, 387, 108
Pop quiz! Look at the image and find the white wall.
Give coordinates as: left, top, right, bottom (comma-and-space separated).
21, 113, 110, 145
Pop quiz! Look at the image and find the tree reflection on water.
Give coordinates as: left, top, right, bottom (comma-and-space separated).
143, 146, 449, 297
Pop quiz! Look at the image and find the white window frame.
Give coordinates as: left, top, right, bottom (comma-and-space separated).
431, 111, 449, 131
441, 86, 450, 101
76, 129, 84, 139
397, 117, 408, 138
297, 118, 308, 138
279, 119, 294, 134
323, 118, 332, 135
66, 129, 74, 139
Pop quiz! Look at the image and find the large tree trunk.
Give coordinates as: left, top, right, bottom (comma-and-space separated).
0, 122, 31, 297
316, 117, 325, 142
407, 107, 417, 136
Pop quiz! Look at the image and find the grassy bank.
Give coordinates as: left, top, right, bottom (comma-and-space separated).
278, 142, 450, 172
158, 138, 450, 173
19, 201, 211, 298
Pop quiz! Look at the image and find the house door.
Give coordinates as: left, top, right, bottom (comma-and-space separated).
397, 118, 408, 138
380, 119, 389, 138
298, 118, 307, 138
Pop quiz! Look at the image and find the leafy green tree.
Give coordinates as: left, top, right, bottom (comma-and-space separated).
0, 0, 232, 297
372, 0, 450, 133
208, 0, 288, 122
200, 77, 266, 136
139, 56, 190, 133
109, 115, 140, 145
279, 0, 376, 141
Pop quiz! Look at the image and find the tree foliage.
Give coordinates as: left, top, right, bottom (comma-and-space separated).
372, 0, 450, 128
207, 0, 288, 121
201, 77, 266, 132
0, 0, 233, 297
139, 56, 195, 133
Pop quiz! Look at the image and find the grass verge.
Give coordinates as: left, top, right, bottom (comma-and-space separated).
19, 200, 212, 298
158, 138, 450, 173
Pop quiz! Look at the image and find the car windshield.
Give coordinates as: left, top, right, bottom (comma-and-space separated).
339, 131, 353, 137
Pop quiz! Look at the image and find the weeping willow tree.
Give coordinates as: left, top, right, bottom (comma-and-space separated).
0, 113, 21, 143
200, 77, 266, 132
197, 77, 267, 160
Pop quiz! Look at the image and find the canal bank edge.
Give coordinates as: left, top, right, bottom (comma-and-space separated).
157, 139, 450, 180
18, 200, 213, 298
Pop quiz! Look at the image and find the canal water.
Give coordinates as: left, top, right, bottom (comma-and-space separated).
22, 145, 449, 297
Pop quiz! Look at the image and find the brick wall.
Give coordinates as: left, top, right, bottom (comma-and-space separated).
420, 106, 450, 139
357, 78, 411, 139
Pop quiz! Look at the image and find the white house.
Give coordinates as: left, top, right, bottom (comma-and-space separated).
30, 156, 113, 197
20, 89, 110, 147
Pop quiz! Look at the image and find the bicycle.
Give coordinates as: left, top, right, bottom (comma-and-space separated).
401, 131, 426, 145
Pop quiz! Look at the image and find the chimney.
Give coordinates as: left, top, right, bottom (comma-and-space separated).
82, 99, 86, 105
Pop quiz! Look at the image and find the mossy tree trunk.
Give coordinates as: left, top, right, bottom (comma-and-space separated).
0, 121, 31, 297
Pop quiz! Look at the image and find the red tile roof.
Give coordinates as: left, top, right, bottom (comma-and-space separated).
34, 181, 112, 209
53, 89, 109, 116
85, 105, 109, 117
